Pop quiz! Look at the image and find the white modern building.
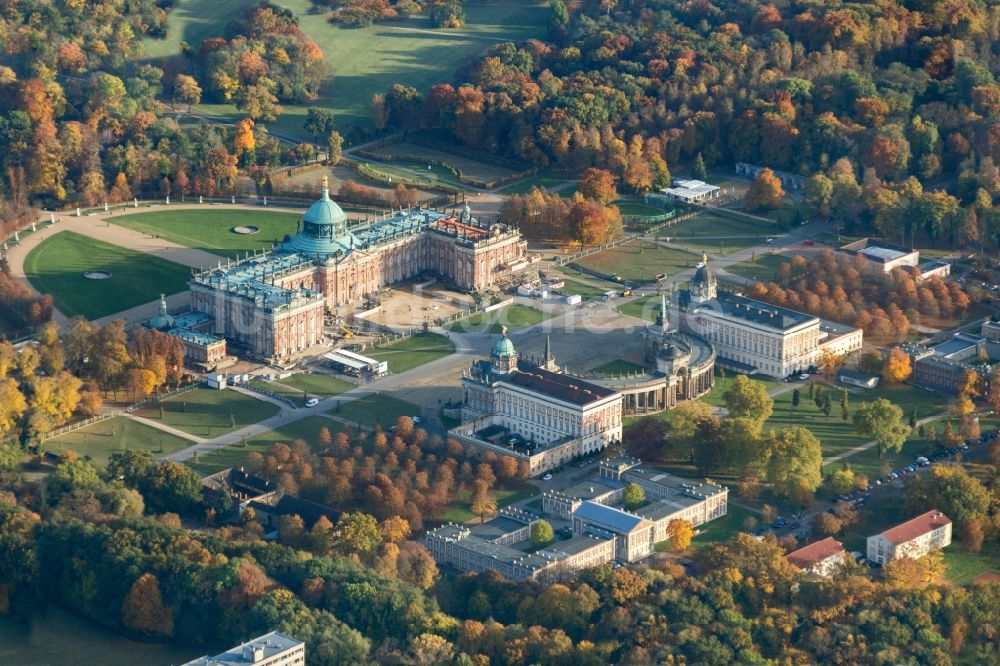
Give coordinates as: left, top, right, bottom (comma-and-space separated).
677, 256, 862, 378
866, 510, 952, 565
453, 330, 623, 475
660, 179, 720, 204
183, 631, 304, 666
785, 537, 847, 578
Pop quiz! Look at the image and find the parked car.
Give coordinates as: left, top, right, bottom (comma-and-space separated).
305, 398, 319, 407
542, 473, 553, 481
411, 416, 421, 424
916, 457, 929, 466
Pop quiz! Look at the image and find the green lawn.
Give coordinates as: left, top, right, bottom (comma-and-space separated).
662, 504, 758, 552
141, 0, 247, 59
448, 304, 552, 334
330, 393, 422, 430
576, 241, 703, 282
365, 142, 521, 184
616, 200, 667, 217
24, 231, 191, 319
837, 415, 954, 478
658, 211, 777, 255
365, 333, 455, 373
133, 388, 280, 438
618, 294, 664, 321
160, 0, 548, 135
941, 543, 1000, 586
557, 280, 607, 300
499, 174, 574, 195
187, 416, 344, 475
42, 417, 191, 469
440, 482, 537, 524
111, 210, 299, 259
765, 383, 941, 462
273, 373, 355, 398
700, 373, 782, 408
590, 359, 647, 376
724, 252, 790, 282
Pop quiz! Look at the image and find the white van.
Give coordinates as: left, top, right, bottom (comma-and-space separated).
305, 398, 319, 407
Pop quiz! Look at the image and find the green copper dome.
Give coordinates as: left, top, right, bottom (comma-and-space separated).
491, 327, 517, 357
303, 176, 347, 227
148, 294, 175, 331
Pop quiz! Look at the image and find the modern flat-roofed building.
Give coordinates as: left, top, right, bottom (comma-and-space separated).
838, 369, 879, 389
838, 238, 920, 273
183, 631, 304, 666
785, 537, 847, 577
423, 507, 616, 581
866, 510, 952, 565
660, 179, 720, 204
982, 319, 1000, 343
543, 458, 728, 543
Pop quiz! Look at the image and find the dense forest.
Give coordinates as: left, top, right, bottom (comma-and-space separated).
376, 0, 1000, 246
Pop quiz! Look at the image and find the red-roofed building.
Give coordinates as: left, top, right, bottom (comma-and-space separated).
785, 537, 847, 577
866, 510, 952, 565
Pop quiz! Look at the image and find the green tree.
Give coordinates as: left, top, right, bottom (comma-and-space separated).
766, 427, 823, 498
692, 152, 707, 180
622, 482, 645, 509
336, 511, 383, 555
840, 389, 849, 421
723, 375, 774, 422
828, 467, 856, 494
854, 399, 910, 458
530, 519, 555, 547
905, 466, 990, 528
45, 458, 102, 504
304, 107, 336, 145
141, 461, 204, 516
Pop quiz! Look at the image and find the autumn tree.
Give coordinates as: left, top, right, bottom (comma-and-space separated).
882, 347, 912, 384
173, 75, 202, 111
883, 552, 945, 590
667, 518, 693, 550
122, 573, 173, 637
745, 168, 784, 211
578, 167, 618, 205
470, 481, 497, 523
336, 511, 383, 555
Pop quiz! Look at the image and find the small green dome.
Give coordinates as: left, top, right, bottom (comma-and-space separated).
148, 294, 174, 331
492, 329, 517, 358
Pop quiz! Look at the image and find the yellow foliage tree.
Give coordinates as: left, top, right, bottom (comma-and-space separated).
667, 518, 694, 550
817, 349, 847, 379
0, 379, 27, 435
881, 347, 912, 384
234, 118, 256, 156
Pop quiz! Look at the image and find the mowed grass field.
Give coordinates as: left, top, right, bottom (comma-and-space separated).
365, 332, 455, 373
365, 141, 521, 183
448, 304, 551, 334
576, 241, 702, 282
618, 293, 664, 322
765, 382, 941, 462
24, 231, 190, 319
187, 415, 345, 475
724, 252, 790, 282
133, 388, 280, 438
42, 417, 192, 469
330, 393, 422, 430
150, 0, 549, 135
659, 211, 777, 255
111, 210, 300, 259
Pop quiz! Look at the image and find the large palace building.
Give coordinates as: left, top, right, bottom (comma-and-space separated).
452, 330, 623, 476
181, 179, 526, 361
677, 255, 863, 378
